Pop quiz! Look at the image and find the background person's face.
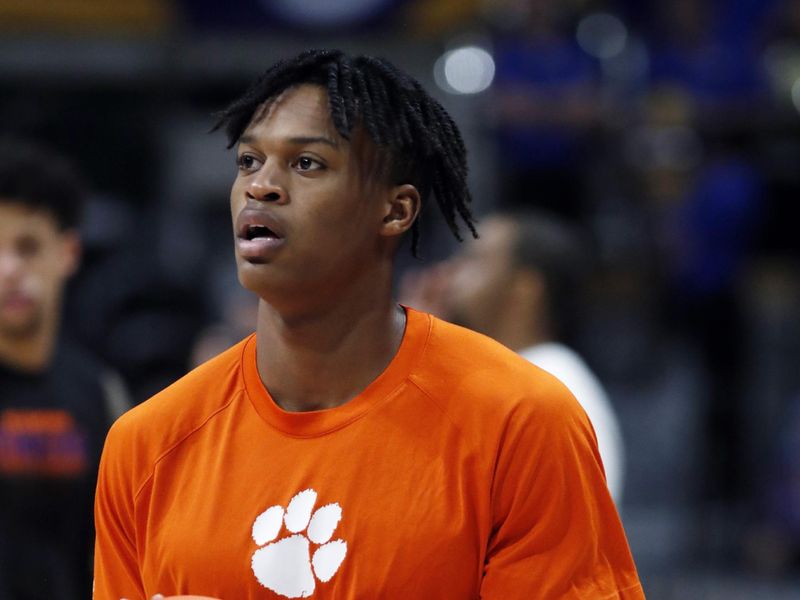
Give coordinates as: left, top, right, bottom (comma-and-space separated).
446, 216, 517, 333
0, 203, 78, 338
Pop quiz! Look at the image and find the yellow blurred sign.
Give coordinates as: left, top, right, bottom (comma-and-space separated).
0, 0, 174, 34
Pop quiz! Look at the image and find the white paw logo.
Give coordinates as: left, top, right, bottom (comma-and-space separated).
250, 488, 347, 598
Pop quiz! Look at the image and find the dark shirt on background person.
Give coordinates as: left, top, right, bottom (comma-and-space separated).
0, 339, 122, 600
0, 137, 128, 599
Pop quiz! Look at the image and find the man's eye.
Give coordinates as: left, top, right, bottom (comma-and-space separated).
17, 236, 41, 258
237, 154, 261, 171
293, 156, 323, 172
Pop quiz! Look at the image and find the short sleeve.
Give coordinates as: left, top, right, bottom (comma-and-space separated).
480, 379, 644, 599
93, 421, 147, 600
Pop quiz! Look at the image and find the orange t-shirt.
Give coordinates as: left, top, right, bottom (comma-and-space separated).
94, 308, 644, 599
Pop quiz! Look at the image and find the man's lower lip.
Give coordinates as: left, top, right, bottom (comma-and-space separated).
236, 237, 284, 259
0, 296, 35, 311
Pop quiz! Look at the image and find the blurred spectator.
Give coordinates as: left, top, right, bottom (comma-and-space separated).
0, 138, 128, 599
762, 389, 800, 571
762, 0, 800, 44
757, 0, 800, 262
624, 85, 763, 511
64, 208, 207, 404
737, 261, 800, 574
402, 211, 625, 502
190, 277, 258, 368
645, 0, 767, 128
1, 0, 798, 589
485, 0, 602, 217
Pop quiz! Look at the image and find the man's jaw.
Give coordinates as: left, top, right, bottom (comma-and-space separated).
0, 296, 43, 340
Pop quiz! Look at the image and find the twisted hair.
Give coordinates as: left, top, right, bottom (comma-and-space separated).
214, 49, 477, 255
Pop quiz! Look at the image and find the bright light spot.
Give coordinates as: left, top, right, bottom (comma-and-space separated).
577, 13, 628, 60
792, 78, 800, 114
434, 46, 495, 95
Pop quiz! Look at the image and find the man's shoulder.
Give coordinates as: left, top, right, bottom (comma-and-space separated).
411, 315, 581, 424
105, 336, 252, 466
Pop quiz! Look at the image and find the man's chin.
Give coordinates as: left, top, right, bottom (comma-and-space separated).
237, 267, 267, 290
0, 313, 43, 339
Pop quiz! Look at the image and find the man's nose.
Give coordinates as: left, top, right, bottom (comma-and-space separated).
0, 250, 24, 281
246, 160, 286, 204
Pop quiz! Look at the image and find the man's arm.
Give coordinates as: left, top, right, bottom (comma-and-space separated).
480, 381, 644, 599
94, 422, 147, 600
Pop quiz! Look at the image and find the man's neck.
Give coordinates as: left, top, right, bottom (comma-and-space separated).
254, 274, 405, 413
0, 329, 56, 373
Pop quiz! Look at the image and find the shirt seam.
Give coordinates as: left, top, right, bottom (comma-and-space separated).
393, 316, 459, 429
254, 385, 407, 439
404, 326, 499, 578
404, 328, 518, 554
405, 376, 464, 432
133, 388, 244, 501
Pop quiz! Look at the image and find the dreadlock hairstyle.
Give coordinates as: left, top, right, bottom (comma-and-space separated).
214, 49, 478, 255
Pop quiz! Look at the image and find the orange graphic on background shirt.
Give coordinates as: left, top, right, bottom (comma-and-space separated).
0, 408, 87, 476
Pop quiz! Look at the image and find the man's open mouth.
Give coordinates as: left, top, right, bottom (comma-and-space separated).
244, 224, 280, 240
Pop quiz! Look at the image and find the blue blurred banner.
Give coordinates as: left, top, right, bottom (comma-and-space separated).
178, 0, 403, 32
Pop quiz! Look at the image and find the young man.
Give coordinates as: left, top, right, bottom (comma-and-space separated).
0, 139, 126, 599
94, 50, 644, 599
403, 211, 626, 502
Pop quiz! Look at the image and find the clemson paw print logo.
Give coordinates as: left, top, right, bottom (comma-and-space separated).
250, 488, 347, 598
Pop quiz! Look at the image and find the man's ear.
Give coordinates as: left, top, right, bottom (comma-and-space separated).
379, 184, 421, 239
59, 229, 82, 278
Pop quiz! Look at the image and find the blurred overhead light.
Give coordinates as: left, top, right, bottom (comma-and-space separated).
577, 13, 628, 60
434, 46, 495, 95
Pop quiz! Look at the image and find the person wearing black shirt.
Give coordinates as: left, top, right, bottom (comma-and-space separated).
0, 138, 127, 599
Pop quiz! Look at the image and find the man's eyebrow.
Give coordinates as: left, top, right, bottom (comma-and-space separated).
237, 134, 339, 149
287, 135, 340, 149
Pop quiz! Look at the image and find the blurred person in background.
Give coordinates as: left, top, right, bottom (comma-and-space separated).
645, 0, 767, 124
190, 281, 259, 368
625, 85, 762, 514
93, 49, 642, 599
402, 210, 625, 503
0, 138, 128, 599
485, 0, 602, 218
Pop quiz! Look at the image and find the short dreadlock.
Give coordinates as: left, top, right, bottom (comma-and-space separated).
214, 49, 478, 255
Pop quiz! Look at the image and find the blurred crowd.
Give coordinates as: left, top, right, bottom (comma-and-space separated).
3, 0, 800, 597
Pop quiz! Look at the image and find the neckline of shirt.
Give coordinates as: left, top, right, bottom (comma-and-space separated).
241, 306, 431, 437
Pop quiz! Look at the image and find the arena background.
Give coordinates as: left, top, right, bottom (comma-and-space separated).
2, 0, 800, 596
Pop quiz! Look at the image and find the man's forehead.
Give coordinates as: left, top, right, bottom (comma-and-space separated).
0, 202, 60, 229
243, 84, 340, 141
